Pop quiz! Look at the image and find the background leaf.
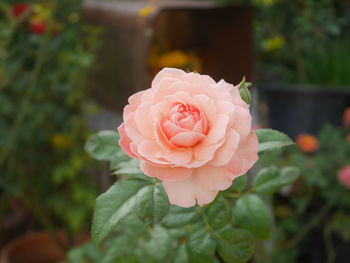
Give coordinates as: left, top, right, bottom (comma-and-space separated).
205, 198, 231, 230
85, 130, 121, 161
216, 227, 254, 263
92, 179, 149, 244
142, 226, 172, 262
135, 183, 170, 226
253, 166, 299, 195
234, 194, 272, 239
230, 174, 248, 192
256, 129, 294, 153
186, 229, 216, 263
161, 206, 201, 228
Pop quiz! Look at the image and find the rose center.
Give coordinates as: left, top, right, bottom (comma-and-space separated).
169, 104, 200, 130
161, 103, 207, 147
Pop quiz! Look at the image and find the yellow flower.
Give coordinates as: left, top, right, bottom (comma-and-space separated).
138, 5, 154, 17
262, 35, 285, 52
31, 3, 52, 22
157, 51, 189, 68
51, 134, 72, 149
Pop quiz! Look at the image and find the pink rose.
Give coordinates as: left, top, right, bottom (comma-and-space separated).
338, 165, 350, 189
118, 68, 259, 207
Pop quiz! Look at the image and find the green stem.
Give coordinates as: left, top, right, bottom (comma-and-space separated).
199, 207, 226, 243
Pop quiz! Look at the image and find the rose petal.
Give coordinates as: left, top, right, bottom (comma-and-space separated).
233, 106, 252, 137
154, 120, 176, 149
140, 161, 191, 182
227, 131, 259, 178
209, 129, 240, 166
118, 123, 138, 159
163, 176, 218, 207
170, 132, 206, 147
206, 114, 229, 145
166, 91, 198, 108
193, 165, 233, 191
123, 90, 145, 120
181, 72, 216, 86
163, 149, 193, 165
162, 120, 187, 139
194, 94, 217, 128
135, 101, 154, 138
138, 141, 169, 165
124, 113, 146, 143
152, 68, 186, 88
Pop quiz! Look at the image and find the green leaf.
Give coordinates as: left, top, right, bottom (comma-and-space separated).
85, 130, 121, 161
253, 166, 299, 195
101, 235, 136, 263
216, 227, 254, 263
234, 194, 271, 239
256, 129, 294, 153
205, 198, 231, 230
173, 244, 189, 263
111, 158, 142, 175
230, 174, 248, 192
142, 226, 172, 262
135, 183, 170, 226
161, 206, 201, 228
187, 229, 216, 263
92, 179, 150, 244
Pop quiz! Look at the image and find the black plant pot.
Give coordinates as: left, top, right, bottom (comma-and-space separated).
260, 83, 350, 139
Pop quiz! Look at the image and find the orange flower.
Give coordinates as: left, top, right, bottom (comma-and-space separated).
296, 133, 319, 153
343, 107, 350, 127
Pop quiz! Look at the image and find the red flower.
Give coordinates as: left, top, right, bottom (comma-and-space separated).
29, 20, 47, 35
296, 133, 319, 153
12, 3, 30, 17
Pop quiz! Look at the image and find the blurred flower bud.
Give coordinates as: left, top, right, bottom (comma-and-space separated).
342, 107, 350, 127
338, 165, 350, 189
11, 3, 30, 19
296, 133, 318, 153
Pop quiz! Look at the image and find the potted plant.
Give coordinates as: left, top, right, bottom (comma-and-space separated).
255, 0, 350, 138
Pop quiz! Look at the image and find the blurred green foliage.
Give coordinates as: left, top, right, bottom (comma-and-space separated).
254, 0, 350, 86
258, 124, 350, 262
0, 0, 101, 239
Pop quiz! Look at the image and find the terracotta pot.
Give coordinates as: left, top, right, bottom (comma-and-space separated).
0, 232, 89, 263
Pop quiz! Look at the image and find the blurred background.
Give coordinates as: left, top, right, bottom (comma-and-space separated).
0, 0, 350, 262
